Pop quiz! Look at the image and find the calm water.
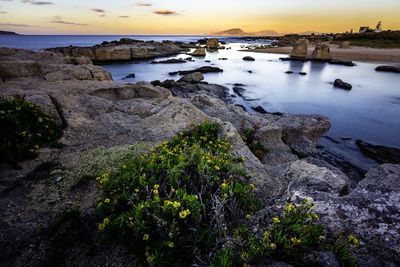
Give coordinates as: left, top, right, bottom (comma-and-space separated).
2, 35, 399, 170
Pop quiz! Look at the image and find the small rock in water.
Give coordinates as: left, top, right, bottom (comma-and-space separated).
252, 106, 268, 114
218, 58, 228, 60
178, 72, 204, 83
233, 86, 246, 97
340, 136, 352, 140
205, 60, 211, 63
375, 65, 400, 73
299, 72, 307, 75
285, 71, 294, 74
124, 73, 135, 79
151, 58, 186, 64
334, 79, 352, 90
243, 56, 255, 61
191, 47, 206, 57
151, 80, 161, 86
233, 83, 245, 87
248, 70, 253, 73
329, 59, 355, 66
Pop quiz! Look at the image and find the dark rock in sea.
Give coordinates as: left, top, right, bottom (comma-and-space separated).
233, 86, 246, 97
169, 66, 223, 76
252, 106, 268, 114
299, 72, 307, 76
375, 65, 400, 73
248, 70, 253, 73
218, 58, 228, 60
230, 94, 237, 98
243, 56, 255, 61
323, 136, 341, 144
159, 79, 175, 89
340, 136, 352, 140
333, 79, 352, 90
329, 59, 355, 67
150, 80, 161, 86
178, 72, 204, 83
150, 58, 186, 64
285, 71, 294, 74
356, 140, 400, 164
280, 57, 309, 62
233, 83, 245, 87
123, 73, 136, 79
205, 60, 211, 63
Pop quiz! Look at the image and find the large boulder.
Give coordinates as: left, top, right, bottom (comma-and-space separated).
191, 48, 206, 57
311, 44, 332, 60
206, 38, 219, 49
290, 39, 308, 59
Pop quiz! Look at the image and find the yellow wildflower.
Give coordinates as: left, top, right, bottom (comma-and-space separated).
270, 243, 277, 250
214, 165, 220, 171
179, 209, 191, 219
249, 183, 256, 189
154, 184, 160, 189
153, 189, 159, 195
290, 237, 302, 245
135, 188, 140, 193
285, 203, 295, 213
311, 213, 319, 220
273, 217, 280, 224
348, 234, 359, 246
104, 198, 110, 204
98, 217, 110, 231
143, 234, 149, 241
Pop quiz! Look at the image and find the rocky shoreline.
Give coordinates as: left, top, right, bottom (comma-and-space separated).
0, 42, 399, 266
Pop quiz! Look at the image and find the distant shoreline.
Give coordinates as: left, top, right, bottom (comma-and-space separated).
243, 45, 400, 63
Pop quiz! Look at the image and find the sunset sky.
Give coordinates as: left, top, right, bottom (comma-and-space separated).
0, 0, 399, 35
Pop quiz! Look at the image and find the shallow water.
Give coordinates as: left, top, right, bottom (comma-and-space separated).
1, 35, 399, 170
101, 43, 400, 170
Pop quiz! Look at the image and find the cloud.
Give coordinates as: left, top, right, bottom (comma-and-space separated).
51, 20, 88, 26
0, 11, 7, 13
0, 22, 38, 27
21, 0, 54, 5
135, 2, 152, 7
153, 10, 177, 15
90, 8, 106, 13
118, 15, 130, 18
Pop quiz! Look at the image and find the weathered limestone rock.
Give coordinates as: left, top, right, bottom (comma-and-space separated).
311, 44, 332, 60
338, 41, 351, 49
206, 38, 219, 49
191, 47, 206, 57
46, 38, 186, 63
290, 39, 308, 58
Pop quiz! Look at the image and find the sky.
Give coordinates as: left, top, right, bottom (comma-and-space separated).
0, 0, 399, 35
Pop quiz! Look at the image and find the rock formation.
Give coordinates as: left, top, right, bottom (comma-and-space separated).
290, 39, 308, 58
191, 47, 206, 57
0, 47, 399, 266
311, 44, 332, 60
46, 38, 187, 63
375, 65, 400, 73
206, 38, 219, 49
333, 79, 352, 90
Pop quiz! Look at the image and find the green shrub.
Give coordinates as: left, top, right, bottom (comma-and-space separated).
214, 200, 325, 265
334, 234, 359, 267
96, 122, 261, 266
263, 200, 324, 261
0, 96, 62, 163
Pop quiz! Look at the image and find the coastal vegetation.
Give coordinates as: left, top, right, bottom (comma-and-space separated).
0, 96, 62, 163
334, 31, 400, 48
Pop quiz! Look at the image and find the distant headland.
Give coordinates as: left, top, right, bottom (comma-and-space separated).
0, 30, 18, 35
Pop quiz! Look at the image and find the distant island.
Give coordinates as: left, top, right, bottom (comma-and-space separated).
211, 28, 322, 36
0, 30, 18, 35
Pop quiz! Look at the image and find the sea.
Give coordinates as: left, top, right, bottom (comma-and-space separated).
1, 34, 399, 172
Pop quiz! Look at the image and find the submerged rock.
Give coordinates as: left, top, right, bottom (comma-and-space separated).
150, 58, 186, 64
333, 79, 352, 90
252, 106, 268, 114
356, 140, 400, 164
375, 65, 400, 73
329, 59, 355, 66
123, 73, 136, 79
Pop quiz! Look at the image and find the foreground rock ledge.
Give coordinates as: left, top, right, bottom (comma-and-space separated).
0, 47, 399, 266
